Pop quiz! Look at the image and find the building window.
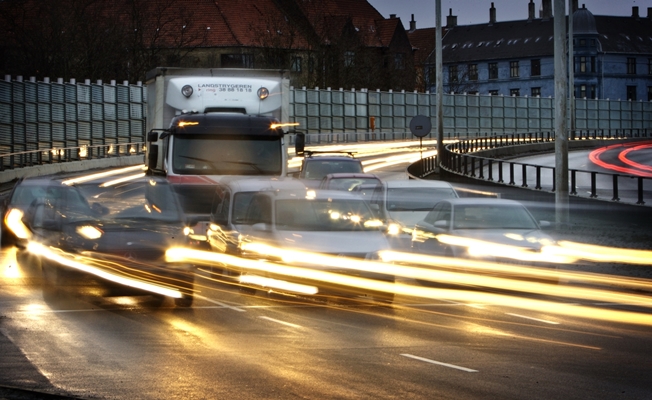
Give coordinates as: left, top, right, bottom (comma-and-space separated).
449, 65, 458, 83
627, 86, 637, 100
591, 57, 596, 73
590, 85, 596, 99
648, 87, 652, 101
344, 51, 355, 67
579, 56, 587, 73
291, 57, 302, 72
579, 38, 586, 46
579, 85, 587, 98
468, 64, 478, 81
510, 61, 519, 77
488, 63, 498, 80
648, 59, 652, 75
531, 87, 541, 97
221, 54, 254, 68
627, 58, 636, 74
489, 90, 499, 96
394, 53, 405, 70
531, 59, 540, 76
510, 88, 520, 96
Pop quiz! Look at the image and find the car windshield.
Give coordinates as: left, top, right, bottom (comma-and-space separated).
302, 160, 363, 180
452, 204, 539, 230
387, 187, 457, 211
172, 134, 282, 176
81, 178, 184, 223
325, 177, 381, 191
275, 198, 382, 232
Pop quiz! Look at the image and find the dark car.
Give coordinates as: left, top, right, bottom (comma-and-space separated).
6, 176, 196, 307
298, 151, 364, 187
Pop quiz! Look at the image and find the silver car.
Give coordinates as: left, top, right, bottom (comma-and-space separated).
411, 198, 554, 259
368, 179, 459, 249
235, 188, 395, 303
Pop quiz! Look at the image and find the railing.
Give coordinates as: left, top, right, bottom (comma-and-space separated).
0, 142, 146, 171
412, 129, 652, 206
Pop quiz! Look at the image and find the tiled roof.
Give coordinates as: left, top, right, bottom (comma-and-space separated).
441, 18, 555, 63
594, 15, 652, 54
375, 18, 401, 47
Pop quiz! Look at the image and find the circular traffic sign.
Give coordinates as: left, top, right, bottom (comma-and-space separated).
409, 115, 431, 138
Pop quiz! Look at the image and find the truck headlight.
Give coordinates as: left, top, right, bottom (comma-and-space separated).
257, 87, 269, 100
181, 85, 193, 98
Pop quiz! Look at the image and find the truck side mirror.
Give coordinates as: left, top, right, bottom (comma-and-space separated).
295, 133, 305, 156
147, 131, 159, 142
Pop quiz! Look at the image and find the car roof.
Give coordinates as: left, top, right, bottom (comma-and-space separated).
437, 198, 524, 207
384, 179, 454, 189
323, 173, 380, 179
259, 188, 369, 201
215, 176, 306, 192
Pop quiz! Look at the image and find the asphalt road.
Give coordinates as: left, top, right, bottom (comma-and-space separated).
1, 148, 651, 400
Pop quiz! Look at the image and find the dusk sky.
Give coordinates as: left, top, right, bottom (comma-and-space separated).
367, 0, 650, 29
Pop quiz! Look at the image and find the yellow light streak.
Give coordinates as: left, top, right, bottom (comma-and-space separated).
239, 274, 318, 295
550, 241, 652, 265
178, 121, 199, 127
29, 242, 182, 298
434, 234, 574, 264
62, 164, 146, 185
99, 172, 146, 187
271, 122, 300, 129
4, 209, 31, 240
167, 246, 652, 326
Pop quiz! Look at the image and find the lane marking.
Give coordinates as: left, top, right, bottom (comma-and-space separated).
196, 295, 246, 312
258, 316, 303, 328
506, 313, 560, 325
401, 354, 478, 372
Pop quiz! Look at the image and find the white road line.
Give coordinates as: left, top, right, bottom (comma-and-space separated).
258, 316, 303, 328
506, 313, 559, 325
401, 354, 478, 372
196, 295, 247, 312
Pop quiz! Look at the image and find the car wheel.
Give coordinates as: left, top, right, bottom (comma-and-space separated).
174, 294, 194, 307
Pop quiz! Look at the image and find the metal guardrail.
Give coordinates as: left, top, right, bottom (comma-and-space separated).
412, 129, 652, 206
0, 142, 146, 171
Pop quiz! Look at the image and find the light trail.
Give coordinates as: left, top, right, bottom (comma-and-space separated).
166, 246, 652, 326
61, 164, 146, 185
29, 242, 183, 299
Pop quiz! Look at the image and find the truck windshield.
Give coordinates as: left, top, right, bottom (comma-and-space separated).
172, 135, 282, 176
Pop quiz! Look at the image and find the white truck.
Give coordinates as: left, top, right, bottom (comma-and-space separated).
145, 67, 300, 235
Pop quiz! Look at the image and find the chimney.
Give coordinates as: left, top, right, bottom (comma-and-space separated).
572, 0, 578, 13
446, 9, 457, 27
648, 7, 652, 19
541, 0, 552, 20
528, 0, 535, 21
489, 2, 496, 24
632, 6, 639, 19
409, 14, 416, 31
389, 14, 396, 19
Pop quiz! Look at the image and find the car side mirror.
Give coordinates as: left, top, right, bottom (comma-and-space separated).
295, 133, 305, 156
91, 203, 110, 216
252, 222, 272, 232
539, 220, 551, 228
434, 220, 448, 228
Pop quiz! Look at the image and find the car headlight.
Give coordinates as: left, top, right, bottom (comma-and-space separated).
386, 222, 402, 236
76, 225, 103, 240
5, 208, 31, 240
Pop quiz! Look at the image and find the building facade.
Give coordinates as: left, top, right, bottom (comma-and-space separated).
420, 1, 652, 101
